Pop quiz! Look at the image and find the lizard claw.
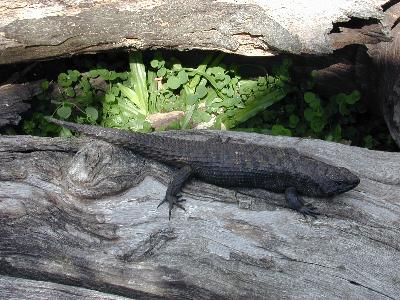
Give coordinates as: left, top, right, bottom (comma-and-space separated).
157, 195, 186, 220
299, 203, 320, 219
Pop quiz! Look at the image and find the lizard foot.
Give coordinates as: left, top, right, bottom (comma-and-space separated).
298, 203, 319, 218
157, 195, 186, 220
285, 187, 320, 219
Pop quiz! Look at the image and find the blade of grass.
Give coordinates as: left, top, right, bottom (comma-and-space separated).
147, 69, 157, 114
129, 52, 148, 114
117, 83, 147, 115
220, 87, 291, 129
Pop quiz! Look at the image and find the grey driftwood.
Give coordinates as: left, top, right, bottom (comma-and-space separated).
0, 130, 399, 299
0, 0, 390, 64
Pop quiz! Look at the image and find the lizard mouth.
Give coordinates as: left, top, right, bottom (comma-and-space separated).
336, 177, 360, 193
323, 177, 360, 196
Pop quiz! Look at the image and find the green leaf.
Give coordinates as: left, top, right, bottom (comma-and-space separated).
225, 88, 234, 97
196, 85, 208, 98
172, 62, 182, 71
285, 104, 296, 114
257, 77, 267, 85
117, 83, 146, 115
223, 88, 289, 129
157, 67, 167, 77
304, 92, 320, 109
310, 116, 326, 133
67, 70, 80, 82
85, 106, 98, 122
41, 80, 49, 91
338, 102, 350, 116
239, 80, 256, 95
117, 96, 143, 117
105, 93, 115, 103
58, 73, 72, 87
271, 124, 292, 136
363, 135, 376, 149
177, 70, 189, 84
311, 70, 319, 78
192, 111, 212, 123
332, 124, 342, 141
346, 90, 361, 104
59, 127, 73, 137
304, 108, 314, 122
187, 93, 199, 105
111, 86, 120, 96
56, 106, 72, 119
98, 69, 111, 80
79, 77, 91, 92
166, 76, 181, 90
289, 114, 299, 128
129, 52, 148, 114
64, 87, 75, 97
108, 71, 118, 81
88, 70, 99, 78
150, 59, 159, 68
186, 54, 215, 91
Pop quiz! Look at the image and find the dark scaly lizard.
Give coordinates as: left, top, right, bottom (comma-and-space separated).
47, 118, 360, 219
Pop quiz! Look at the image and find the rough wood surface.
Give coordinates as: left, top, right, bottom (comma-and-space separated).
0, 131, 399, 299
367, 2, 400, 146
0, 0, 390, 64
0, 81, 42, 126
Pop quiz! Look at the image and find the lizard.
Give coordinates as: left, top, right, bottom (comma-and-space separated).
47, 117, 360, 219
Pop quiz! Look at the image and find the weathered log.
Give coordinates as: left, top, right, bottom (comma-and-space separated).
367, 2, 400, 146
0, 81, 43, 127
0, 131, 399, 299
0, 275, 130, 300
0, 0, 390, 64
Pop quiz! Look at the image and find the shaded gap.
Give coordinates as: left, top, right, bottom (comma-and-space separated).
330, 17, 381, 33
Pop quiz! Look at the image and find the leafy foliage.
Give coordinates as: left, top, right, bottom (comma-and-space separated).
22, 51, 396, 150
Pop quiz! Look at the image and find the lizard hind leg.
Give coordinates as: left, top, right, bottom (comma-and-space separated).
157, 165, 192, 220
284, 187, 319, 218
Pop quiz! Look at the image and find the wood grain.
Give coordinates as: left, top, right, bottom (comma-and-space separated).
0, 131, 399, 299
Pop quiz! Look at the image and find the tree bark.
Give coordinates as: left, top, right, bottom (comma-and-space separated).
1, 131, 399, 299
367, 2, 400, 147
0, 0, 390, 64
0, 81, 43, 127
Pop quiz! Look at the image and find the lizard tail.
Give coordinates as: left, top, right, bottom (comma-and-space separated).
45, 117, 145, 146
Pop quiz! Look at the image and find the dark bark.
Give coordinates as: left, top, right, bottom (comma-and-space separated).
0, 81, 42, 127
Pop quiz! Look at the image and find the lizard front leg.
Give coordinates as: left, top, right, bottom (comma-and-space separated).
158, 165, 192, 220
285, 187, 319, 218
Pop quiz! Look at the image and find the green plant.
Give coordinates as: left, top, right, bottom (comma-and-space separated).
25, 51, 292, 135
22, 51, 397, 151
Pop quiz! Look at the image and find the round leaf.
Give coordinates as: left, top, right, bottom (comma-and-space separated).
177, 70, 189, 84
150, 59, 159, 68
58, 73, 72, 87
105, 93, 115, 103
85, 106, 99, 122
196, 85, 208, 98
56, 106, 72, 119
157, 67, 167, 77
166, 76, 181, 90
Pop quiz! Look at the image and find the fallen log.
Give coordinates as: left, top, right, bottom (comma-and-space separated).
0, 131, 399, 299
0, 0, 390, 64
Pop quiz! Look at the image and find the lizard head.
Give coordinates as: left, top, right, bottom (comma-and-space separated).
318, 166, 360, 196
